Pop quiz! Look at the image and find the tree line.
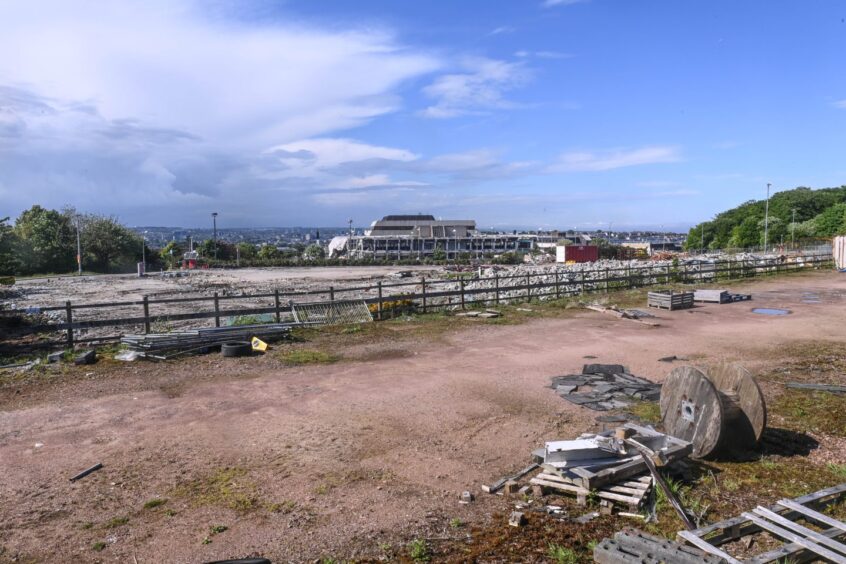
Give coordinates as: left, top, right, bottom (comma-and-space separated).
686, 185, 846, 251
1, 206, 153, 276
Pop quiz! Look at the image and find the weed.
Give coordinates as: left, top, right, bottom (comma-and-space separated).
164, 508, 177, 517
547, 543, 579, 564
80, 522, 94, 530
760, 457, 779, 470
278, 349, 338, 365
104, 516, 129, 528
267, 500, 297, 513
143, 498, 167, 510
827, 463, 846, 479
314, 483, 329, 495
342, 325, 362, 334
449, 517, 463, 528
174, 467, 259, 513
628, 401, 661, 425
408, 538, 431, 562
209, 524, 228, 535
201, 537, 212, 545
92, 541, 106, 552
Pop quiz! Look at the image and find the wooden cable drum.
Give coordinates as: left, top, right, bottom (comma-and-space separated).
659, 364, 766, 459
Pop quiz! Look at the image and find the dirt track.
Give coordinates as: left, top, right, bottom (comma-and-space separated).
1, 271, 845, 563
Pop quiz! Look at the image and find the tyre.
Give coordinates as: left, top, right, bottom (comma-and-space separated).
221, 341, 252, 358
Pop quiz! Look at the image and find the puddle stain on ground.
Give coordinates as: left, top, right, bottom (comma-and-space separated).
752, 308, 791, 316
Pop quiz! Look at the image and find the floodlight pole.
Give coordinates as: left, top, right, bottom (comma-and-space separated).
76, 216, 82, 275
211, 212, 218, 259
791, 208, 796, 248
763, 183, 771, 253
141, 230, 147, 272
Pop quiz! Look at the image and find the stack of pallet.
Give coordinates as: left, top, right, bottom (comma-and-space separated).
529, 423, 692, 513
647, 290, 694, 310
693, 289, 752, 303
595, 529, 727, 564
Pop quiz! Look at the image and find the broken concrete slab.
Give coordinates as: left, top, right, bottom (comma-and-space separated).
74, 350, 96, 365
47, 351, 64, 364
508, 511, 526, 527
583, 363, 627, 376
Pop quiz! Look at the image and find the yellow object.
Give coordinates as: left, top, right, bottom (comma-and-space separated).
251, 337, 268, 352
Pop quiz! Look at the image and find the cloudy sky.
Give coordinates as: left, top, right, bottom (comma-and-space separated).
1, 1, 845, 230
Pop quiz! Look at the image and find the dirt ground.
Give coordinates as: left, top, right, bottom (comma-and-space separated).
1, 270, 845, 563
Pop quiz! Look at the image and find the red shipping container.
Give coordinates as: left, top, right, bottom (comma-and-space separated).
556, 245, 599, 263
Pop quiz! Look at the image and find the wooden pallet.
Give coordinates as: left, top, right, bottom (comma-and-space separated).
647, 290, 694, 310
530, 472, 652, 512
595, 528, 727, 564
676, 483, 846, 563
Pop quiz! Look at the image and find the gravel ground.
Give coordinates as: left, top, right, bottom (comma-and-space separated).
0, 271, 844, 562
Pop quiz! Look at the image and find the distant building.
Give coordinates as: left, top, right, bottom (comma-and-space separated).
329, 214, 575, 260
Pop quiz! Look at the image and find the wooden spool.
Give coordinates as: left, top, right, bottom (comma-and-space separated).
659, 364, 766, 459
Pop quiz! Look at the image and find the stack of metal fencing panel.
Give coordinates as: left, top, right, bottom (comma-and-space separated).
121, 323, 295, 353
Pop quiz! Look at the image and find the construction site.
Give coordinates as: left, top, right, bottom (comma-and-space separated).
1, 244, 846, 563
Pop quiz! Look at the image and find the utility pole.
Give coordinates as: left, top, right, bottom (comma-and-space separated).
701, 225, 704, 253
763, 183, 771, 253
141, 230, 147, 273
76, 216, 82, 275
211, 212, 218, 260
791, 208, 796, 248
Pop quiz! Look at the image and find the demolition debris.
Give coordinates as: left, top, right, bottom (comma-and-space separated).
549, 364, 661, 411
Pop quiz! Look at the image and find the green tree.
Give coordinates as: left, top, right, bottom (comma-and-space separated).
81, 215, 142, 272
257, 244, 280, 260
159, 241, 184, 270
236, 242, 257, 260
432, 244, 446, 261
813, 203, 846, 237
728, 216, 761, 249
303, 244, 325, 261
0, 217, 20, 276
14, 205, 76, 274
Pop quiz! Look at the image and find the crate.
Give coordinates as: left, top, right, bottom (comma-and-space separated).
647, 290, 694, 310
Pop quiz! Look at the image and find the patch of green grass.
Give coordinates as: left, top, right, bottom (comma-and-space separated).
628, 401, 661, 425
827, 463, 846, 479
164, 508, 177, 517
209, 524, 228, 535
548, 543, 579, 564
342, 324, 362, 334
408, 538, 431, 562
267, 500, 297, 514
143, 498, 167, 510
278, 349, 339, 365
174, 467, 259, 513
103, 516, 129, 528
80, 521, 94, 530
92, 541, 106, 552
772, 390, 846, 437
449, 517, 463, 528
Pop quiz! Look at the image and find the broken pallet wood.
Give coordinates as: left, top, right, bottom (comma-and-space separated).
677, 483, 846, 564
481, 463, 539, 494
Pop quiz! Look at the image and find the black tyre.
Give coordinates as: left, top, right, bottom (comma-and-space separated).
221, 341, 252, 358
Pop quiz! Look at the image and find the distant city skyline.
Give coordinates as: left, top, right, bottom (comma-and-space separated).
2, 1, 844, 229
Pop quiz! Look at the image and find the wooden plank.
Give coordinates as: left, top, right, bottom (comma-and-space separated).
752, 506, 846, 555
742, 512, 846, 563
482, 463, 539, 493
786, 382, 846, 394
677, 531, 742, 564
777, 499, 846, 532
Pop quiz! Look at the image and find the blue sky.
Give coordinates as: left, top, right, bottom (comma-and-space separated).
1, 1, 844, 230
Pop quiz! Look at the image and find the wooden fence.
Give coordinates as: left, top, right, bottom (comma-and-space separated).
2, 253, 832, 348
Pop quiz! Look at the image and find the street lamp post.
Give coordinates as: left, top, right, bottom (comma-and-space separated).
211, 212, 219, 260
791, 208, 796, 248
141, 230, 147, 273
763, 183, 771, 253
75, 216, 82, 275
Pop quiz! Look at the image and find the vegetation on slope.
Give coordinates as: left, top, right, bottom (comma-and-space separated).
686, 185, 846, 250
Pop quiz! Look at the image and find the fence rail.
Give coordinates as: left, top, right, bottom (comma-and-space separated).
2, 253, 832, 348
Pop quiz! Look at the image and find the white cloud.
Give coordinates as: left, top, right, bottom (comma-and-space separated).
515, 50, 573, 59
420, 58, 530, 118
832, 100, 846, 109
547, 146, 682, 172
489, 26, 515, 35
0, 1, 440, 149
543, 0, 589, 7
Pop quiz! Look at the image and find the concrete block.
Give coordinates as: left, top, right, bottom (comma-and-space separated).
74, 350, 96, 365
508, 511, 526, 527
47, 351, 64, 363
503, 480, 520, 494
460, 491, 474, 503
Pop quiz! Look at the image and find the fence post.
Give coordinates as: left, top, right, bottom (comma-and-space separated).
274, 289, 281, 323
213, 292, 221, 327
526, 273, 531, 302
421, 277, 427, 313
605, 268, 609, 293
494, 273, 500, 305
65, 300, 74, 348
666, 264, 671, 285
377, 281, 383, 321
555, 271, 560, 299
579, 270, 584, 295
143, 295, 151, 334
459, 278, 466, 310
329, 286, 335, 302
